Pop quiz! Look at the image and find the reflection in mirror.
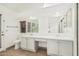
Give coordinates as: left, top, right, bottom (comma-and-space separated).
48, 8, 72, 33
27, 22, 31, 32
62, 8, 72, 33
20, 21, 26, 33
32, 20, 38, 32
27, 19, 39, 33
66, 8, 72, 27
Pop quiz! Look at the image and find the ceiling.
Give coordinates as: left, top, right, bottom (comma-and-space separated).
0, 3, 43, 12
0, 3, 42, 12
0, 3, 73, 17
0, 3, 72, 12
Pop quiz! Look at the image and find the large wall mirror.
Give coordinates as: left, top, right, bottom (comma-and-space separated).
19, 17, 39, 33
48, 8, 72, 33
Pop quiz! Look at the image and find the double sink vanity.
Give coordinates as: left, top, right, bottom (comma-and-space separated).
20, 33, 74, 56
17, 4, 75, 56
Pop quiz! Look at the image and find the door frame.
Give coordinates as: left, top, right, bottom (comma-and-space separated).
0, 14, 1, 49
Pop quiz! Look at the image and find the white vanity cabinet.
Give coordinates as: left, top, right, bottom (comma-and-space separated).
27, 38, 36, 52
20, 37, 36, 52
20, 36, 73, 56
47, 40, 58, 56
20, 37, 28, 49
47, 39, 73, 56
58, 40, 73, 56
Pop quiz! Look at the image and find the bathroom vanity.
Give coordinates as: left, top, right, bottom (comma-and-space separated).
18, 5, 74, 56
20, 34, 73, 56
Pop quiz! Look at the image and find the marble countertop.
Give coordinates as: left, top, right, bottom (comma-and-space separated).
21, 33, 73, 41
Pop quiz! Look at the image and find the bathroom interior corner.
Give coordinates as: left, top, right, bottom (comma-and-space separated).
0, 3, 78, 56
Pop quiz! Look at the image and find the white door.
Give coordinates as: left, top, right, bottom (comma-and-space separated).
0, 14, 5, 51
0, 14, 2, 49
5, 19, 18, 49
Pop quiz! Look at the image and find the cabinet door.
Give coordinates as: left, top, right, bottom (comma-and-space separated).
27, 38, 36, 52
20, 37, 28, 50
59, 41, 73, 56
21, 38, 36, 52
47, 40, 58, 56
